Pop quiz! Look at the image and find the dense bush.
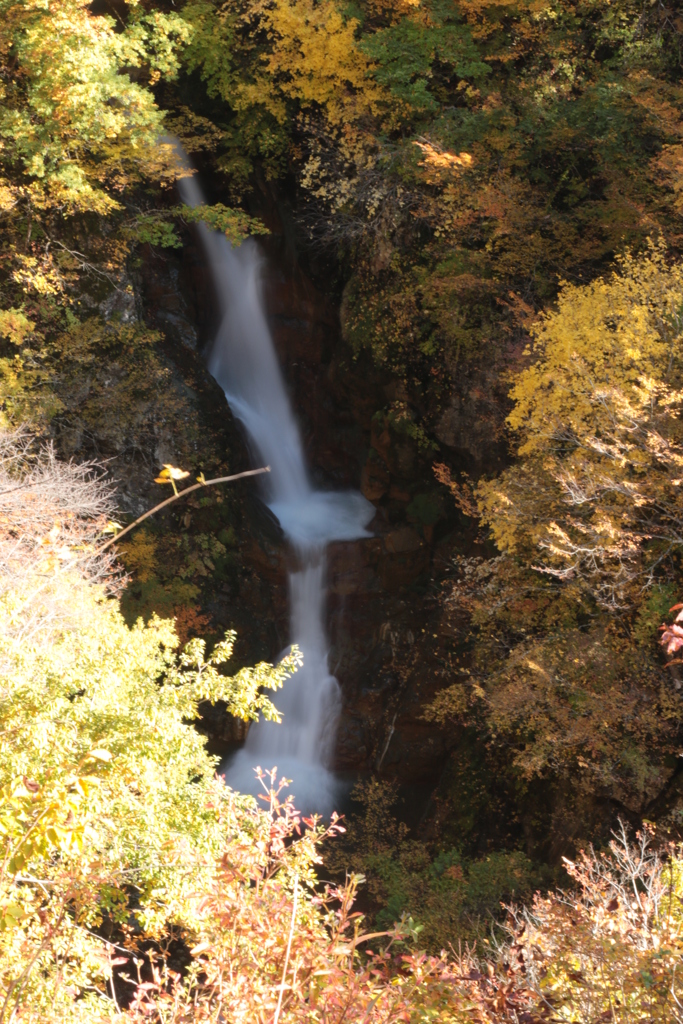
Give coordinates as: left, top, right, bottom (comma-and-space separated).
2, 448, 683, 1020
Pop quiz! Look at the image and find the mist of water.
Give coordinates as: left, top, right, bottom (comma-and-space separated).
177, 169, 374, 814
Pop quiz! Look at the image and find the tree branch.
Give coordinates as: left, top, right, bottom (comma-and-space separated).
98, 467, 270, 553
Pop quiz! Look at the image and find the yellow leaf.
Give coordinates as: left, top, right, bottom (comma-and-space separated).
85, 749, 112, 762
190, 942, 212, 955
162, 464, 190, 481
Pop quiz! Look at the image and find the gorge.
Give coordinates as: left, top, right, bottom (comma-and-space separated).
4, 1, 683, 1015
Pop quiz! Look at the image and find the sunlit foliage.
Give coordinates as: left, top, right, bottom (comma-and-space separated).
506, 825, 683, 1023
0, 0, 263, 458
428, 248, 683, 820
0, 429, 301, 1018
478, 243, 683, 607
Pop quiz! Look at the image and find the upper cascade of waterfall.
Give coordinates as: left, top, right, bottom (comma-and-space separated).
176, 168, 374, 549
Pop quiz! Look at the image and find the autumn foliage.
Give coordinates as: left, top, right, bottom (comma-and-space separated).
477, 243, 683, 609
2, 0, 683, 1019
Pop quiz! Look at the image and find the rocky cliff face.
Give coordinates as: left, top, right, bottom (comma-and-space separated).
133, 200, 500, 799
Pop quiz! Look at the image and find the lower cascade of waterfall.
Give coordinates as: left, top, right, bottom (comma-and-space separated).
226, 552, 345, 815
177, 165, 374, 815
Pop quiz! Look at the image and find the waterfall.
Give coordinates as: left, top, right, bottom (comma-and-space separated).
177, 170, 373, 814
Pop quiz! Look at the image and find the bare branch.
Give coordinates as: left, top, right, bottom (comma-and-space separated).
97, 467, 270, 553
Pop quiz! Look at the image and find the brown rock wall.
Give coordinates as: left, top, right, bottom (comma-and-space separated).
138, 216, 464, 791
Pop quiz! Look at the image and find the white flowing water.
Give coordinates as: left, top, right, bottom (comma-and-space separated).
177, 170, 374, 814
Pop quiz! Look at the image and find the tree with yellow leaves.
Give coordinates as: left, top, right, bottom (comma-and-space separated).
478, 243, 683, 608
0, 427, 301, 1019
426, 247, 683, 820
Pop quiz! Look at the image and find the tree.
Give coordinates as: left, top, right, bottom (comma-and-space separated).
0, 0, 264, 445
0, 428, 300, 1018
0, 0, 185, 278
424, 249, 683, 817
477, 243, 683, 608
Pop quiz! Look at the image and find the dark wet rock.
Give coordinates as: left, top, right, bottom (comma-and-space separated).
132, 213, 471, 791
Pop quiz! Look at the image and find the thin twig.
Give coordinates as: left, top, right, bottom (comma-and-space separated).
273, 873, 299, 1024
0, 906, 66, 1024
97, 467, 270, 553
108, 947, 121, 1015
